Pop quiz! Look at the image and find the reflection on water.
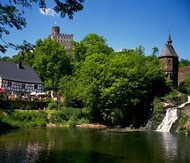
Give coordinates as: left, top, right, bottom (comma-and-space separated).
0, 129, 190, 163
25, 141, 42, 163
159, 132, 177, 161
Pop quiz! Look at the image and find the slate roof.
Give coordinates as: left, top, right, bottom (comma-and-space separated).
159, 34, 178, 58
0, 61, 42, 84
159, 44, 178, 58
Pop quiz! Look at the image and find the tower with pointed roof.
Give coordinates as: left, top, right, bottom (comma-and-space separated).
159, 34, 179, 87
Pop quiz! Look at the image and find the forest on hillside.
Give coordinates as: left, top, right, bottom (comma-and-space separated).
1, 33, 190, 127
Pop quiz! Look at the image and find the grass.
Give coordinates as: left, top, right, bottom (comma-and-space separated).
0, 108, 91, 129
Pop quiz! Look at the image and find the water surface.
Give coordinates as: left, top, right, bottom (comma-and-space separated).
0, 128, 190, 163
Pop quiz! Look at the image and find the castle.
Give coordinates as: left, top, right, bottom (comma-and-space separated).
51, 25, 73, 50
159, 34, 179, 88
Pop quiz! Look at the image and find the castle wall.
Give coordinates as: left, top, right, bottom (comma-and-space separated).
51, 26, 73, 50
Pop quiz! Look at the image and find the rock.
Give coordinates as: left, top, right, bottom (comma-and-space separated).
46, 123, 56, 128
76, 123, 107, 129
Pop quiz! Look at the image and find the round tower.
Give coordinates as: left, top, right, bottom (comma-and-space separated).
159, 34, 179, 88
51, 25, 60, 36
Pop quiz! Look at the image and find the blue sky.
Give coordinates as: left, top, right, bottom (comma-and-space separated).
1, 0, 190, 60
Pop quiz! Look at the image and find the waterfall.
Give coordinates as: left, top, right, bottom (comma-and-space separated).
157, 96, 190, 132
156, 107, 178, 132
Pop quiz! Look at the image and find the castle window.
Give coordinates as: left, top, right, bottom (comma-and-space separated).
168, 59, 171, 65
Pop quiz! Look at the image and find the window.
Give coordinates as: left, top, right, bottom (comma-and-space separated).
34, 85, 38, 89
168, 59, 171, 65
8, 81, 12, 87
22, 84, 25, 89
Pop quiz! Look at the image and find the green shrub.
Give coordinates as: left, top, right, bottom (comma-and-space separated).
178, 127, 187, 135
0, 110, 48, 128
0, 107, 92, 129
47, 101, 59, 110
48, 108, 91, 125
164, 90, 187, 106
152, 97, 165, 120
77, 117, 90, 124
179, 114, 189, 126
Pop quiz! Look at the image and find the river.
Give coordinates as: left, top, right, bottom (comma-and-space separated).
0, 128, 190, 163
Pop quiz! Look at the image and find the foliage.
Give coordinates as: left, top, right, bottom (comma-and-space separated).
73, 33, 114, 62
179, 59, 190, 67
32, 37, 73, 90
178, 114, 189, 126
0, 110, 48, 128
0, 37, 73, 90
151, 97, 165, 120
59, 75, 83, 107
0, 108, 91, 129
1, 32, 172, 128
47, 101, 59, 110
182, 73, 190, 95
48, 108, 91, 126
0, 0, 84, 53
164, 90, 187, 106
177, 114, 189, 135
60, 43, 170, 127
151, 47, 159, 56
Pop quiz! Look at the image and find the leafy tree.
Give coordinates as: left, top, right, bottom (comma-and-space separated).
135, 46, 145, 56
59, 75, 83, 108
181, 73, 190, 95
33, 37, 73, 90
179, 59, 190, 67
98, 51, 168, 126
0, 56, 12, 62
152, 47, 159, 56
73, 33, 114, 62
0, 0, 84, 53
61, 45, 169, 127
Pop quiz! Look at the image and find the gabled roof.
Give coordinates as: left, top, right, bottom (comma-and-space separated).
159, 44, 178, 58
0, 61, 42, 84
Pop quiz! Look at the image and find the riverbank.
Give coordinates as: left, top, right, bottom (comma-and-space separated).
46, 122, 107, 129
0, 108, 91, 129
1, 93, 190, 135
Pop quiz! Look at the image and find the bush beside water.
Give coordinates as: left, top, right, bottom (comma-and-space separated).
0, 108, 91, 129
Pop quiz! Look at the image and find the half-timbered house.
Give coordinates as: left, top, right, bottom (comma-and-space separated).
0, 61, 43, 95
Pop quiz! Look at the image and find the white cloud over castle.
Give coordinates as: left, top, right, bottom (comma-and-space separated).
39, 8, 57, 17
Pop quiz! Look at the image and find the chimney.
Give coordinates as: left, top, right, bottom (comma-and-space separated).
17, 60, 22, 69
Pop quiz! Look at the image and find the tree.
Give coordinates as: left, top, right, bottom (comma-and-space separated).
179, 59, 190, 67
73, 33, 114, 62
32, 37, 73, 90
152, 47, 159, 56
61, 45, 169, 126
0, 0, 84, 53
180, 73, 190, 95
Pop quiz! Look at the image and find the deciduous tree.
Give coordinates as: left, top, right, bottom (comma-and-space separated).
33, 37, 72, 90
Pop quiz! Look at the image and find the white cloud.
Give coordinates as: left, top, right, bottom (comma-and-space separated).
39, 8, 57, 16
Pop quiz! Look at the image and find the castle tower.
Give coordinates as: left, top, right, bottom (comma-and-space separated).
51, 25, 60, 39
159, 34, 179, 87
50, 25, 73, 50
